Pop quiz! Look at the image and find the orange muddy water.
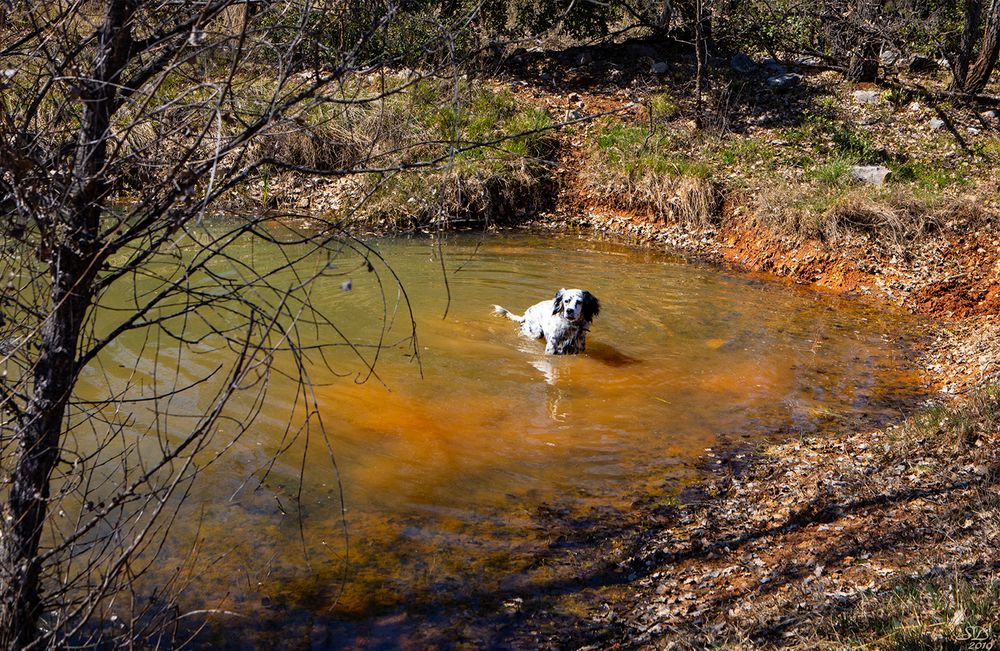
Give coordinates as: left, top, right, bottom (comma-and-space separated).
75, 229, 926, 646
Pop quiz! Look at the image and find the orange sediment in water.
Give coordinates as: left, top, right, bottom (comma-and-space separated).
73, 231, 928, 639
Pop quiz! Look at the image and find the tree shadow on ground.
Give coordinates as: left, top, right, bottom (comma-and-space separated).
611, 464, 1000, 648
495, 35, 839, 134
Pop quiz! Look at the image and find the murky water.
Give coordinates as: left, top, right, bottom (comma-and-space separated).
74, 228, 925, 646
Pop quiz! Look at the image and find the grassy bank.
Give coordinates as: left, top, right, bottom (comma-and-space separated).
576, 79, 996, 246
241, 75, 559, 231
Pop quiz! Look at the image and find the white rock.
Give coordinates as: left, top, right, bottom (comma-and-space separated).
853, 90, 880, 104
880, 48, 901, 66
850, 165, 892, 185
928, 118, 945, 130
793, 55, 822, 67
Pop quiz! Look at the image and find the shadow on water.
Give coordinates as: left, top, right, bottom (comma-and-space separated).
585, 341, 643, 368
189, 410, 960, 651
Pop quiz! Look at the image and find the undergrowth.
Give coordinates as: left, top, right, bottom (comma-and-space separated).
830, 573, 1000, 650
353, 79, 559, 229
38, 61, 563, 229
581, 89, 981, 244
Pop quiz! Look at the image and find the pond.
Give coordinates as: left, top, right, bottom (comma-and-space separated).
75, 228, 926, 646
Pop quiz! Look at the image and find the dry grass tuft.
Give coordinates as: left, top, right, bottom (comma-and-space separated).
257, 120, 368, 172
361, 157, 553, 231
887, 383, 1000, 458
583, 123, 722, 228
748, 185, 988, 252
831, 572, 1000, 651
825, 194, 940, 247
585, 170, 721, 227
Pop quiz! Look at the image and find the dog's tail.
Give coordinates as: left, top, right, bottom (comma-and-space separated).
493, 305, 524, 323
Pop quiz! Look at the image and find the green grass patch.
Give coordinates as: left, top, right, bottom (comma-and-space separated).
345, 79, 559, 228
891, 160, 968, 191
715, 138, 779, 168
832, 574, 1000, 650
781, 109, 889, 165
649, 91, 680, 123
429, 86, 555, 159
807, 157, 857, 186
830, 124, 887, 163
585, 121, 720, 224
594, 124, 710, 179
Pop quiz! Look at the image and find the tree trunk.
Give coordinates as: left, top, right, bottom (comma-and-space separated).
0, 0, 133, 645
658, 0, 672, 29
952, 0, 983, 90
694, 0, 706, 129
0, 244, 95, 648
845, 0, 880, 82
963, 0, 1000, 94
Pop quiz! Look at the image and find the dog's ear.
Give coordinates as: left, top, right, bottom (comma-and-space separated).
552, 288, 565, 315
582, 291, 600, 320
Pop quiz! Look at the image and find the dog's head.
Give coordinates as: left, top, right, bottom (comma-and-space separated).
552, 288, 600, 323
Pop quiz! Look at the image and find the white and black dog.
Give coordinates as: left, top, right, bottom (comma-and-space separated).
494, 288, 601, 355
